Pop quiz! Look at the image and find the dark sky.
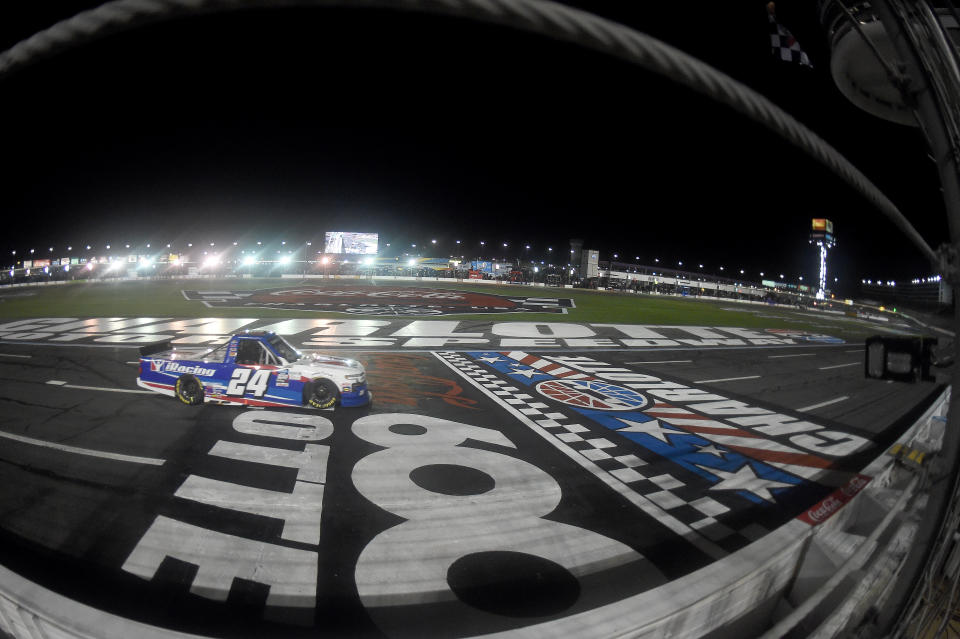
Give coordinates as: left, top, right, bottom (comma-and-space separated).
0, 1, 948, 293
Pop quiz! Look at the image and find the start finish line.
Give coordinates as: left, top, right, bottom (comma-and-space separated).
0, 318, 846, 350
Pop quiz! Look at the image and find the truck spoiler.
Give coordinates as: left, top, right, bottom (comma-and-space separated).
139, 340, 174, 358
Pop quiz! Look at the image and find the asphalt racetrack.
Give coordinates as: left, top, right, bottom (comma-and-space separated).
0, 322, 943, 637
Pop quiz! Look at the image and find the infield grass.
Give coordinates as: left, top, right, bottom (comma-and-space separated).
0, 277, 908, 341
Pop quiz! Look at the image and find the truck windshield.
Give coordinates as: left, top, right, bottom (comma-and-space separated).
202, 342, 229, 362
268, 335, 300, 363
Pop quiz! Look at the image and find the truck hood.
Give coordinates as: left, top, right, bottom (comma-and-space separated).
289, 353, 365, 378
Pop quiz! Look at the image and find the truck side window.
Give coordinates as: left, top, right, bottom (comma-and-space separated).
259, 345, 271, 366
262, 348, 279, 366
236, 340, 260, 365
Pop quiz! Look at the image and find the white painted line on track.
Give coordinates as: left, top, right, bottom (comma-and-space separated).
125, 361, 140, 365
0, 353, 31, 358
0, 430, 165, 465
767, 353, 816, 359
693, 375, 761, 384
46, 379, 156, 394
433, 352, 727, 560
625, 360, 693, 364
797, 396, 850, 412
844, 349, 862, 353
818, 362, 860, 370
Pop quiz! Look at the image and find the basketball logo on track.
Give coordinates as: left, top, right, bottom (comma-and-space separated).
535, 379, 648, 411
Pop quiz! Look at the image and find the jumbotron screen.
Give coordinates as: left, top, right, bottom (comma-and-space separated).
324, 232, 379, 255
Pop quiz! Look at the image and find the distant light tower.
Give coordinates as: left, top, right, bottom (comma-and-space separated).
809, 218, 836, 300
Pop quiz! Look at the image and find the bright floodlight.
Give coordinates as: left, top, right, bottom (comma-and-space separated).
279, 255, 291, 265
320, 256, 329, 265
243, 255, 256, 266
203, 255, 220, 268
408, 258, 416, 267
364, 257, 374, 266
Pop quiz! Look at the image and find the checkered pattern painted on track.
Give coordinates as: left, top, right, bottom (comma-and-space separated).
437, 352, 770, 550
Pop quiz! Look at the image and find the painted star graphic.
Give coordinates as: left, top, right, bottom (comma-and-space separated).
696, 463, 794, 503
477, 356, 504, 364
616, 418, 680, 443
507, 366, 545, 379
694, 443, 726, 458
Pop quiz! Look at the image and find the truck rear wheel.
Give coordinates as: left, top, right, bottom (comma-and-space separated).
306, 378, 339, 409
175, 375, 204, 406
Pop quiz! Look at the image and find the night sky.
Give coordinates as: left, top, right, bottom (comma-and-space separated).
0, 1, 948, 294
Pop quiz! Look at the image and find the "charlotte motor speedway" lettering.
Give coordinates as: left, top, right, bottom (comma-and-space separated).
0, 318, 845, 350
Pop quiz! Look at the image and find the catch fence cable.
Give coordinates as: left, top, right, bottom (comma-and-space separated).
0, 0, 940, 266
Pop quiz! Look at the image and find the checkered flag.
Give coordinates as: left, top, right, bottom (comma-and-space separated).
767, 2, 812, 68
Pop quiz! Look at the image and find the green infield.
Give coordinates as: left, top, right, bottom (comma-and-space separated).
0, 278, 907, 340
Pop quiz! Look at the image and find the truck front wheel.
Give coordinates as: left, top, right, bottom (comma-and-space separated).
306, 378, 339, 409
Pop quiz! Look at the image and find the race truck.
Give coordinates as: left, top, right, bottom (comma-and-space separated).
136, 331, 370, 409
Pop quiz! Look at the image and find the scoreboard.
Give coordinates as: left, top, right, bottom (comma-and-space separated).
810, 218, 836, 246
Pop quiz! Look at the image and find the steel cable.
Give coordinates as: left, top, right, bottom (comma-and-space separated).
0, 0, 941, 265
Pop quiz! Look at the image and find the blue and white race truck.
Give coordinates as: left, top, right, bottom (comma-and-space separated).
137, 331, 370, 409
